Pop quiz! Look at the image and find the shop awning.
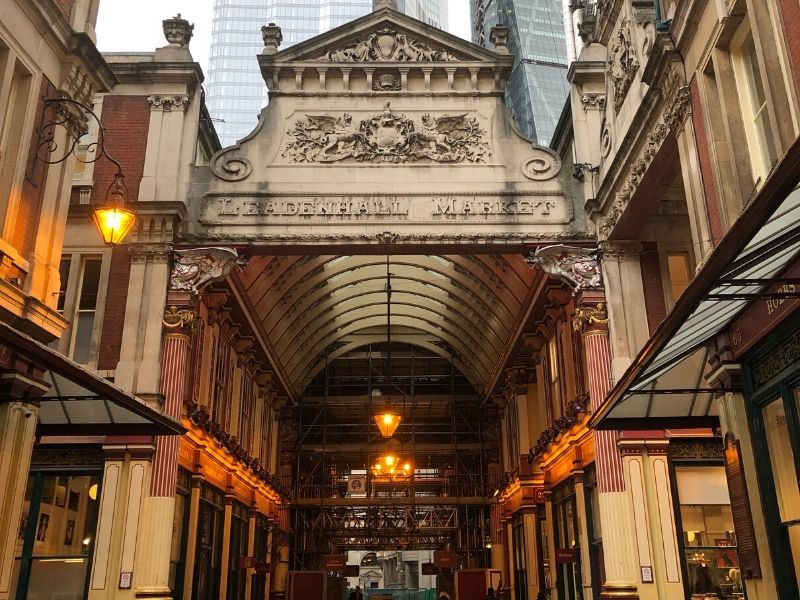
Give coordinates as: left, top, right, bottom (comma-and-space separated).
591, 139, 800, 430
0, 321, 184, 436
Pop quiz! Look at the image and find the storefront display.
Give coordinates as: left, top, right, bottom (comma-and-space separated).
673, 465, 743, 600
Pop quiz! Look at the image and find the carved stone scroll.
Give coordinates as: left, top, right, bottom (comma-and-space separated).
169, 247, 246, 294
317, 25, 458, 62
525, 245, 602, 295
282, 103, 489, 164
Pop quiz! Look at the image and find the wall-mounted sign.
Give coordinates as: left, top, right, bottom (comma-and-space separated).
555, 548, 576, 564
723, 434, 761, 578
119, 572, 132, 589
255, 562, 271, 573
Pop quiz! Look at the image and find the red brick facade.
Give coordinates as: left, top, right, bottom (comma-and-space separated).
97, 245, 131, 370
780, 0, 800, 93
690, 77, 724, 244
92, 95, 150, 205
639, 242, 667, 335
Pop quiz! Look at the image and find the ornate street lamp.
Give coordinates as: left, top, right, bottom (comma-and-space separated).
35, 92, 136, 245
91, 162, 135, 246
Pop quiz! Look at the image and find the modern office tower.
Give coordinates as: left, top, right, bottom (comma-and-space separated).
207, 0, 449, 146
471, 0, 570, 145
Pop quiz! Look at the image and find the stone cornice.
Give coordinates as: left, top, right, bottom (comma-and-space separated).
107, 61, 204, 88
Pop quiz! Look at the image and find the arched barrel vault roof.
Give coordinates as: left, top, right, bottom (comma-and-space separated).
237, 254, 539, 394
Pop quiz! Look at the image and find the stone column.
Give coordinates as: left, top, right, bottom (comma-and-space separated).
134, 297, 197, 599
182, 473, 202, 600
574, 293, 639, 599
597, 242, 650, 382
0, 354, 48, 600
618, 440, 684, 600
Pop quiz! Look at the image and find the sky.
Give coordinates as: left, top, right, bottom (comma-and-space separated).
96, 0, 472, 78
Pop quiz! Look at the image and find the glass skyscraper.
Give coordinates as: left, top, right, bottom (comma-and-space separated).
471, 0, 569, 145
207, 0, 449, 147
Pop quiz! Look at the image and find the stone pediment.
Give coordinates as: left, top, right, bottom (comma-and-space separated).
259, 7, 509, 68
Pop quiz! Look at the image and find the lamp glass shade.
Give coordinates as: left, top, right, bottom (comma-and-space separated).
93, 206, 136, 246
373, 409, 401, 437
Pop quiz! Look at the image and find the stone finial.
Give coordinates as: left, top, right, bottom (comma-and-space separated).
162, 14, 194, 47
489, 25, 510, 54
261, 23, 283, 55
374, 0, 398, 9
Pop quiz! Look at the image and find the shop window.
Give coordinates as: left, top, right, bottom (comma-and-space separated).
169, 469, 192, 598
762, 396, 800, 591
252, 514, 270, 599
552, 479, 582, 600
10, 471, 101, 600
584, 464, 604, 597
227, 502, 250, 600
731, 22, 778, 188
674, 466, 742, 599
195, 483, 225, 600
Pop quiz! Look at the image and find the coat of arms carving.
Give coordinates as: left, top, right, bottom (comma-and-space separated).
283, 103, 490, 164
318, 25, 458, 62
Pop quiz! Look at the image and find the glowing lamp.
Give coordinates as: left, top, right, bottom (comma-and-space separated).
373, 408, 401, 438
93, 171, 135, 246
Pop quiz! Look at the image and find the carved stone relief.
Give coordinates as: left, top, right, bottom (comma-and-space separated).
169, 247, 246, 294
317, 25, 458, 62
283, 103, 489, 164
581, 93, 606, 111
608, 18, 640, 112
599, 83, 691, 237
521, 151, 561, 181
373, 73, 401, 91
148, 95, 190, 111
525, 245, 602, 295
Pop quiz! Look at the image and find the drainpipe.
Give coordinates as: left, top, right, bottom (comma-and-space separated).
654, 0, 671, 31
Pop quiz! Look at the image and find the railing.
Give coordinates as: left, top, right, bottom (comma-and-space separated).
347, 589, 436, 600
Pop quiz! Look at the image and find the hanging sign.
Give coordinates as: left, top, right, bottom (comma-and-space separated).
323, 555, 348, 571
433, 550, 457, 568
723, 434, 761, 578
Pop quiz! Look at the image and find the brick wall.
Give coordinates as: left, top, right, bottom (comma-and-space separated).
690, 78, 724, 245
640, 242, 667, 335
97, 245, 131, 370
92, 95, 150, 370
780, 0, 800, 93
92, 96, 150, 205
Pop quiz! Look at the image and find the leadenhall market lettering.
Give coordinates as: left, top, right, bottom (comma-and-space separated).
201, 193, 572, 224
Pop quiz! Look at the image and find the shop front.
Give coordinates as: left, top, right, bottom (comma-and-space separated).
591, 145, 800, 600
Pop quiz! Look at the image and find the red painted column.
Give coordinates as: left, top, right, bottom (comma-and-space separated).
575, 291, 639, 598
150, 321, 192, 496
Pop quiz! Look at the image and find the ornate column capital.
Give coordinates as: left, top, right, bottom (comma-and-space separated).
129, 243, 173, 263
525, 245, 602, 295
169, 247, 246, 294
598, 240, 642, 261
147, 95, 190, 112
505, 366, 533, 395
573, 302, 609, 333
162, 305, 199, 334
580, 93, 606, 111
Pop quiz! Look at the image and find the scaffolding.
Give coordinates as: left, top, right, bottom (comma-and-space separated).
290, 344, 498, 570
